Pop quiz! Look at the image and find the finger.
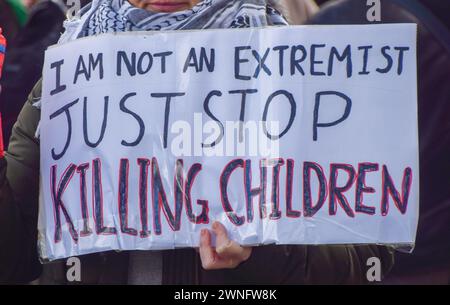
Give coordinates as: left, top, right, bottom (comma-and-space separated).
212, 221, 230, 248
199, 228, 216, 269
204, 255, 240, 270
212, 221, 251, 260
199, 228, 240, 270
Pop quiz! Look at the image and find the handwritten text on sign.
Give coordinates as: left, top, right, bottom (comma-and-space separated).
38, 25, 418, 260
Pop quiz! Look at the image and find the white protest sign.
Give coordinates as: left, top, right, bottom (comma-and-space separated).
38, 24, 418, 261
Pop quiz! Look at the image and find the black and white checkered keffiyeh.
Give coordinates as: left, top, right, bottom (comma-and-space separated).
59, 0, 288, 43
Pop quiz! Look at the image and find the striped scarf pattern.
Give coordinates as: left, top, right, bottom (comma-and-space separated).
59, 0, 287, 42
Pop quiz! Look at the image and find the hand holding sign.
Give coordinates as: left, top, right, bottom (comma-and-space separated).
200, 221, 252, 270
38, 25, 419, 261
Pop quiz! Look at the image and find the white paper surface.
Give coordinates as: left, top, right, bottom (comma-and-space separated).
38, 24, 419, 261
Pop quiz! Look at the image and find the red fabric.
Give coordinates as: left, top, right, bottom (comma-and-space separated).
0, 28, 5, 157
0, 28, 5, 78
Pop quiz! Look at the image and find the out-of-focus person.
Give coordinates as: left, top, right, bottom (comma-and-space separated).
22, 0, 39, 10
271, 0, 319, 25
0, 0, 28, 43
4, 0, 28, 26
309, 0, 450, 284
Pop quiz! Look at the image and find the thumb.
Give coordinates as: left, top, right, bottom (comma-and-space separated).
212, 221, 251, 260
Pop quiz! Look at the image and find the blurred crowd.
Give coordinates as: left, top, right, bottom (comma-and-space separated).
0, 0, 449, 285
